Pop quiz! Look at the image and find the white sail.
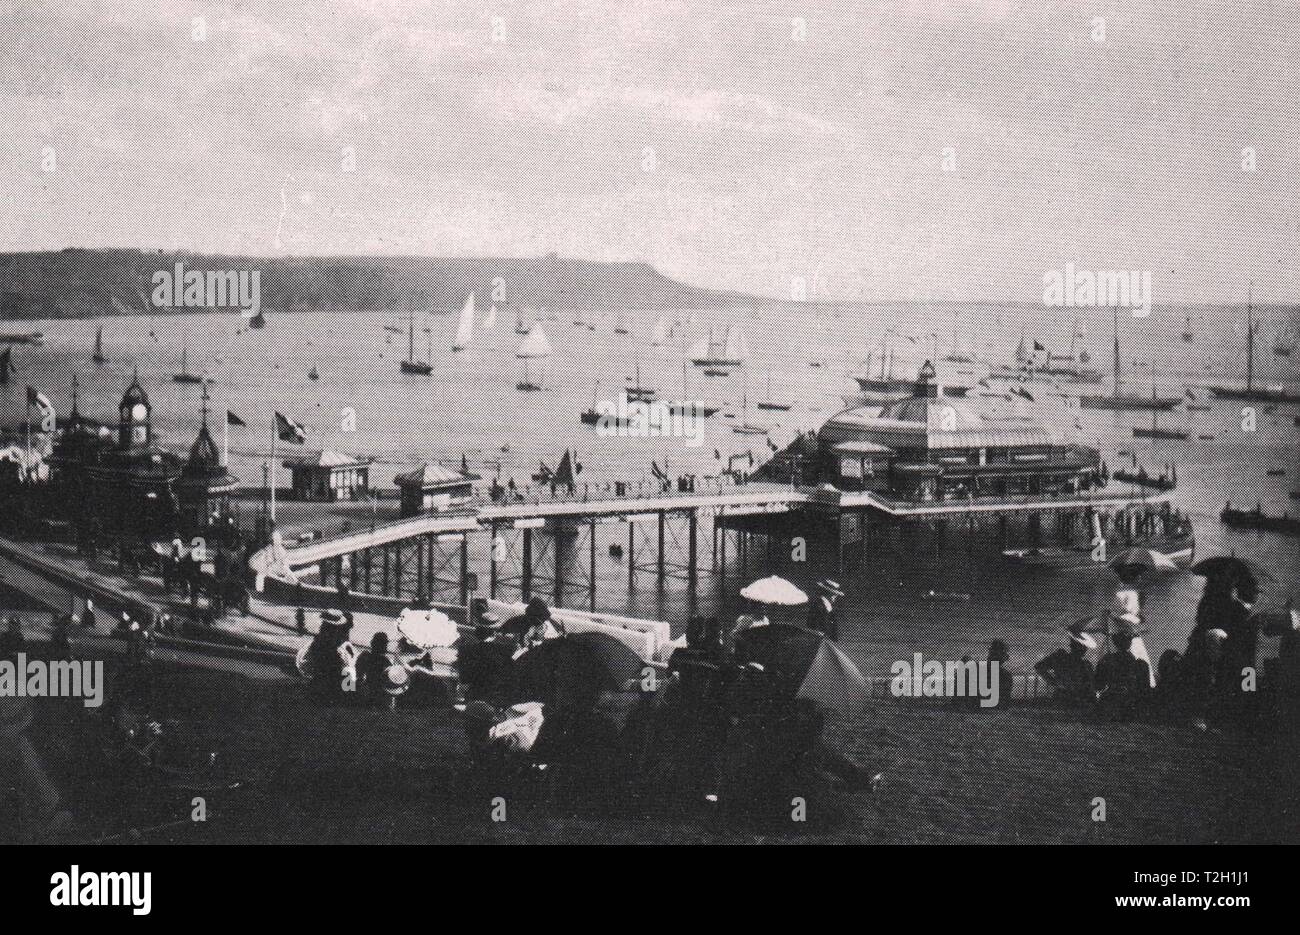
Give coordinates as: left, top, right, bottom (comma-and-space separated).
452, 292, 475, 350
723, 324, 749, 362
483, 304, 497, 330
517, 324, 552, 358
651, 317, 667, 346
688, 334, 712, 360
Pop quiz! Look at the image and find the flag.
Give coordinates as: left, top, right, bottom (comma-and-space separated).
1033, 340, 1046, 352
274, 411, 307, 444
649, 460, 668, 482
533, 460, 553, 483
572, 450, 582, 474
27, 386, 53, 412
713, 448, 721, 460
226, 410, 247, 427
0, 347, 10, 383
555, 450, 576, 488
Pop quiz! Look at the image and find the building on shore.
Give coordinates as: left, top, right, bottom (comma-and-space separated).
816, 362, 1102, 503
45, 372, 240, 542
283, 450, 373, 502
394, 462, 478, 516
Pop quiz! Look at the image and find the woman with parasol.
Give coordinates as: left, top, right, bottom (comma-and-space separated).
1091, 547, 1181, 689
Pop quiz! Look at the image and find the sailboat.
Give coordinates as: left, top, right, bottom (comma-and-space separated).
1181, 313, 1195, 343
1272, 321, 1298, 357
943, 311, 974, 364
732, 372, 767, 435
1078, 305, 1181, 410
756, 373, 792, 411
172, 342, 204, 384
452, 293, 475, 351
1209, 284, 1300, 402
516, 324, 552, 391
690, 323, 749, 367
1133, 369, 1189, 439
650, 317, 667, 347
664, 338, 721, 418
400, 302, 432, 375
483, 304, 497, 331
625, 355, 656, 401
92, 326, 106, 364
517, 305, 532, 335
613, 309, 629, 335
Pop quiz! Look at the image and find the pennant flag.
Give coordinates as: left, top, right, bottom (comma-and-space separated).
274, 411, 307, 444
1033, 340, 1046, 352
533, 460, 554, 483
649, 460, 668, 482
27, 386, 53, 412
572, 450, 582, 474
226, 410, 247, 427
555, 450, 576, 488
767, 437, 779, 451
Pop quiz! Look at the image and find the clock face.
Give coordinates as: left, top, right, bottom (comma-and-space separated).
131, 403, 148, 422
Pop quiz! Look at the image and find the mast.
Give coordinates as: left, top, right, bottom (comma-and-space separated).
1246, 281, 1254, 392
1112, 303, 1121, 396
408, 301, 415, 363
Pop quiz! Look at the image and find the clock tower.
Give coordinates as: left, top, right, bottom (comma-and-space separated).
118, 368, 152, 450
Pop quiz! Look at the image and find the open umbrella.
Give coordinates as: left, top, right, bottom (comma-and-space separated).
397, 607, 459, 649
739, 575, 808, 606
1108, 547, 1179, 576
1192, 554, 1273, 588
511, 631, 647, 708
734, 623, 869, 715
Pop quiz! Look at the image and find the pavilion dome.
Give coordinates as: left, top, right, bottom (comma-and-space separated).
182, 421, 222, 479
878, 394, 986, 431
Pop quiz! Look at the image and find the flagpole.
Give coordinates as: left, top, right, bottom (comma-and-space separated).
222, 409, 230, 468
270, 418, 277, 526
24, 396, 31, 482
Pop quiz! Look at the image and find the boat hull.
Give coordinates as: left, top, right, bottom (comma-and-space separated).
1078, 395, 1180, 411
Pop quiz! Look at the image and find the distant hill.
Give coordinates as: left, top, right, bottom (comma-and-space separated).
0, 249, 752, 320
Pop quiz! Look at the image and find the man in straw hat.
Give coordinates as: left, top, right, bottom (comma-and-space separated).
806, 579, 844, 642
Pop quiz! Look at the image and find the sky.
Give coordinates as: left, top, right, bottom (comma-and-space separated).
2, 0, 1298, 303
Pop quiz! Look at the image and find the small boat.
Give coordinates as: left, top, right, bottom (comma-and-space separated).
400, 303, 433, 375
1132, 383, 1188, 439
516, 324, 552, 391
703, 368, 730, 377
731, 374, 767, 435
1266, 468, 1286, 477
650, 317, 667, 347
1113, 467, 1176, 491
625, 357, 656, 401
665, 400, 721, 418
383, 324, 404, 335
1002, 513, 1195, 569
92, 326, 106, 364
1209, 285, 1300, 402
243, 308, 265, 329
1220, 503, 1300, 537
1186, 403, 1212, 412
1181, 313, 1195, 343
690, 324, 749, 367
613, 309, 630, 335
452, 293, 475, 351
756, 373, 792, 411
308, 366, 319, 381
517, 305, 532, 336
1198, 434, 1215, 441
172, 345, 203, 384
809, 360, 824, 368
1273, 322, 1298, 357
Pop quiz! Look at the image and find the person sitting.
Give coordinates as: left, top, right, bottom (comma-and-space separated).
502, 598, 562, 657
355, 632, 396, 699
1095, 630, 1151, 721
984, 640, 1015, 709
1035, 631, 1096, 703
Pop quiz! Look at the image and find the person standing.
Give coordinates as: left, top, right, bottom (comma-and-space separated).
806, 579, 844, 642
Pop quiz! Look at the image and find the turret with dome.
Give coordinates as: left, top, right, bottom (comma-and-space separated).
816, 361, 1101, 502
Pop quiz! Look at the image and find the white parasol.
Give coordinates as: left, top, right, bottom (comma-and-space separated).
397, 607, 460, 648
739, 575, 808, 606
